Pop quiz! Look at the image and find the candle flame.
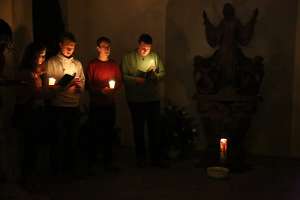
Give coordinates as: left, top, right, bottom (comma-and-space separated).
109, 79, 116, 89
219, 138, 228, 162
48, 77, 56, 86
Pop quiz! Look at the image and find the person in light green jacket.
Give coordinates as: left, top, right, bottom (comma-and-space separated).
122, 33, 167, 168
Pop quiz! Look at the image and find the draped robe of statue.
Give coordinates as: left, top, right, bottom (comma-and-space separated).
203, 3, 258, 88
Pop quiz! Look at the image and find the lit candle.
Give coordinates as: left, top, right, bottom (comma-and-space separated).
108, 79, 116, 89
48, 77, 56, 86
220, 138, 228, 162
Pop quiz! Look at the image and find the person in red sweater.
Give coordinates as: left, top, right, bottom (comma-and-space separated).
86, 36, 122, 172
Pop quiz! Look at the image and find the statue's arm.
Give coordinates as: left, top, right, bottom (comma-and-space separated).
203, 10, 219, 48
238, 8, 259, 46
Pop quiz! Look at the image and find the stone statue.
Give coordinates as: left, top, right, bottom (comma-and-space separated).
193, 4, 264, 171
195, 3, 262, 95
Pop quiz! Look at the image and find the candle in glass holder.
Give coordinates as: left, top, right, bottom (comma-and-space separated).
220, 138, 228, 162
48, 77, 56, 86
108, 79, 116, 89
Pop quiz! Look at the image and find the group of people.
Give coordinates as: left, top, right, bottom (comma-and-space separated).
1, 25, 167, 183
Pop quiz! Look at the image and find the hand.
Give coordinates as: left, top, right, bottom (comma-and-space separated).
254, 8, 259, 17
48, 84, 59, 89
146, 70, 158, 82
73, 77, 81, 87
135, 77, 145, 85
148, 65, 157, 72
68, 84, 81, 93
67, 77, 81, 92
252, 8, 259, 21
203, 11, 208, 21
102, 87, 114, 95
46, 84, 63, 98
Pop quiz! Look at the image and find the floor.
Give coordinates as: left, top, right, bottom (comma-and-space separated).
1, 147, 300, 200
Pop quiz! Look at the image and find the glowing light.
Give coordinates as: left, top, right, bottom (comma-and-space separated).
48, 77, 56, 86
220, 138, 228, 162
108, 79, 116, 89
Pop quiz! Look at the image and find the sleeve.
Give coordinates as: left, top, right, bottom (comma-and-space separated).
85, 62, 92, 91
155, 54, 166, 80
114, 63, 123, 91
32, 73, 44, 99
76, 61, 85, 92
86, 62, 99, 94
45, 59, 56, 86
121, 54, 137, 85
45, 60, 50, 85
43, 59, 62, 97
45, 59, 54, 78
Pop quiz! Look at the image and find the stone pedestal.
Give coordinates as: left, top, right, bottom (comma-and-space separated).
194, 88, 261, 171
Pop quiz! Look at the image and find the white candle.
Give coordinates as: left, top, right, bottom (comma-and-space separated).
48, 77, 56, 86
108, 79, 116, 89
220, 138, 228, 162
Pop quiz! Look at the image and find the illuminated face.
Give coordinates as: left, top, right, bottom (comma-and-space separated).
97, 41, 111, 58
36, 49, 46, 65
138, 42, 151, 57
59, 40, 76, 58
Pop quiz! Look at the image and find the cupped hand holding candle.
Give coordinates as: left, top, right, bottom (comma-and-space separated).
108, 79, 116, 89
48, 77, 56, 86
148, 65, 157, 72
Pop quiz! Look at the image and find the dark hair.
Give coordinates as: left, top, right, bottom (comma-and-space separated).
223, 3, 235, 18
59, 32, 76, 43
0, 19, 13, 50
96, 36, 111, 46
0, 19, 12, 42
20, 42, 46, 70
138, 33, 152, 44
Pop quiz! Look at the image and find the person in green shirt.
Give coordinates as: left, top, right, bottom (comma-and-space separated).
122, 33, 166, 167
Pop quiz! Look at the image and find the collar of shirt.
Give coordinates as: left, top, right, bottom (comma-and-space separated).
58, 53, 74, 63
57, 54, 76, 75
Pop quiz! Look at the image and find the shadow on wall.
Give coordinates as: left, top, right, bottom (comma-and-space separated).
14, 25, 31, 62
0, 22, 32, 182
0, 24, 31, 131
165, 0, 208, 149
165, 14, 191, 107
